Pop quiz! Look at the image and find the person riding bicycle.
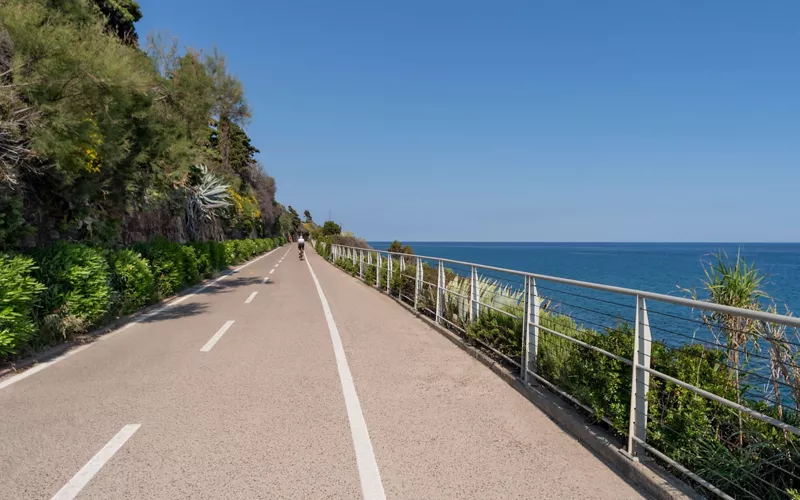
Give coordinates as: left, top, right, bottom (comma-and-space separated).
298, 234, 305, 259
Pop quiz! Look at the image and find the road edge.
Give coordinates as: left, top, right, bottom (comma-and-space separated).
0, 246, 284, 380
316, 251, 702, 500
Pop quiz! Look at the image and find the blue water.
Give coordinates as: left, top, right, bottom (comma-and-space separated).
369, 242, 800, 355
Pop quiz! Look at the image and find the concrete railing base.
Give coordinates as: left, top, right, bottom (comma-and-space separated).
328, 258, 703, 500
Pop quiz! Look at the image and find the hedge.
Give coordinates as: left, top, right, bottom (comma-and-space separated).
0, 237, 284, 361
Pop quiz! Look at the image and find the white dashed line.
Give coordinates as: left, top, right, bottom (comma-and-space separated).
304, 258, 386, 500
269, 269, 275, 275
0, 247, 284, 389
262, 277, 270, 284
51, 424, 141, 500
200, 320, 235, 352
245, 291, 258, 304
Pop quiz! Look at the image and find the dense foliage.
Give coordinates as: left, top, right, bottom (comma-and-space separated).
0, 0, 290, 248
0, 236, 285, 361
0, 255, 45, 357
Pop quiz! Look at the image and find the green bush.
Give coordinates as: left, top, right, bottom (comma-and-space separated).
0, 254, 45, 357
191, 242, 213, 279
32, 242, 111, 340
180, 245, 200, 286
209, 241, 226, 270
379, 262, 389, 289
223, 240, 240, 265
364, 264, 377, 284
108, 249, 155, 315
336, 257, 358, 276
466, 305, 522, 356
134, 238, 185, 299
238, 239, 256, 261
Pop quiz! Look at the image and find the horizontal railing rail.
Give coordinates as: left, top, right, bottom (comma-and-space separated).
318, 241, 800, 499
330, 243, 800, 329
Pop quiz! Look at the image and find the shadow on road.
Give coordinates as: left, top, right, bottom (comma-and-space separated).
138, 302, 209, 323
196, 275, 272, 295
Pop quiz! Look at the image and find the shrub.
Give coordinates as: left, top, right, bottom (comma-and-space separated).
364, 264, 376, 285
322, 221, 342, 236
209, 241, 227, 270
134, 238, 185, 299
238, 239, 256, 261
223, 240, 240, 265
466, 305, 522, 356
191, 242, 213, 279
32, 242, 111, 340
335, 257, 358, 276
108, 249, 155, 315
0, 254, 45, 357
180, 245, 200, 286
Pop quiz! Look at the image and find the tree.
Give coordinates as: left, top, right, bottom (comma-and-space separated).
0, 0, 277, 246
322, 221, 342, 236
93, 0, 142, 45
304, 210, 312, 222
205, 49, 250, 175
388, 240, 402, 253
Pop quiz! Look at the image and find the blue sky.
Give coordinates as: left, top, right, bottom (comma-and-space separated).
136, 1, 799, 242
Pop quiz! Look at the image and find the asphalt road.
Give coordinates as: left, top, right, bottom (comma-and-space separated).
0, 246, 646, 499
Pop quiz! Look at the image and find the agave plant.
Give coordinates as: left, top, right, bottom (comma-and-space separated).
185, 164, 231, 240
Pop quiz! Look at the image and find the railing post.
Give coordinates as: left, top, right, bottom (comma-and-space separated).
414, 257, 422, 310
351, 248, 356, 266
470, 266, 478, 322
525, 277, 541, 377
376, 253, 381, 287
522, 276, 530, 381
359, 250, 364, 279
387, 255, 392, 293
627, 295, 652, 459
435, 259, 444, 325
399, 254, 405, 273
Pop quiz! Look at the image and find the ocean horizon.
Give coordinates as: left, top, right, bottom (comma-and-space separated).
368, 241, 800, 332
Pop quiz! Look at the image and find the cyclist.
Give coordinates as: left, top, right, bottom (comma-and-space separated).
298, 234, 305, 260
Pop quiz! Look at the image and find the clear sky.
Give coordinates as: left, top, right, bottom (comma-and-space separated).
136, 1, 799, 242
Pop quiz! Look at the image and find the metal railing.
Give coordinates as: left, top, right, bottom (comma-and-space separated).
320, 242, 800, 500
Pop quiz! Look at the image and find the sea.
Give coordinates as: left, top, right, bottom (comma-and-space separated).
368, 242, 800, 356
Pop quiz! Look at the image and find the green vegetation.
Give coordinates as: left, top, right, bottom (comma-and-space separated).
328, 244, 800, 499
0, 0, 303, 248
0, 255, 45, 357
0, 236, 285, 361
0, 0, 299, 360
322, 221, 342, 236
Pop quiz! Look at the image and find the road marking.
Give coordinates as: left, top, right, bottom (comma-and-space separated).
269, 269, 275, 274
245, 291, 258, 304
275, 263, 279, 268
200, 320, 235, 352
169, 295, 190, 306
262, 277, 270, 284
169, 247, 280, 304
0, 345, 92, 390
51, 424, 140, 500
0, 246, 286, 390
305, 258, 386, 500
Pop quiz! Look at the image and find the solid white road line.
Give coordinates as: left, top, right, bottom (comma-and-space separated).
245, 291, 258, 304
0, 247, 286, 390
305, 258, 386, 500
51, 424, 141, 500
200, 320, 235, 352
